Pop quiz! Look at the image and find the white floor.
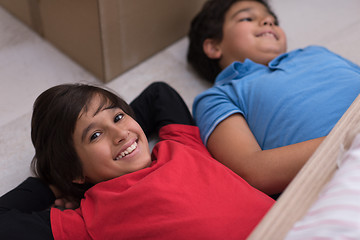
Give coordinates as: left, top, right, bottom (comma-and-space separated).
1, 0, 360, 195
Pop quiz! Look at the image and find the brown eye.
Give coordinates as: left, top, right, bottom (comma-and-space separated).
90, 132, 101, 141
239, 17, 252, 22
114, 113, 124, 123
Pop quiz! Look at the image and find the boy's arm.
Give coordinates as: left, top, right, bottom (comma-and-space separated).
0, 177, 55, 212
0, 177, 55, 239
207, 114, 324, 195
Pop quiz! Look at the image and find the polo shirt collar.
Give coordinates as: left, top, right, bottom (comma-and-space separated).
215, 59, 265, 85
215, 50, 296, 85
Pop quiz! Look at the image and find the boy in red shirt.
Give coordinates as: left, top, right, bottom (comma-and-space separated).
0, 82, 274, 239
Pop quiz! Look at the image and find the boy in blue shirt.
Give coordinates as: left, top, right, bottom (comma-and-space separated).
187, 0, 360, 196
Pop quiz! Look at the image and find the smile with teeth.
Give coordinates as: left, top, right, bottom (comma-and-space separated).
115, 142, 137, 160
257, 32, 277, 40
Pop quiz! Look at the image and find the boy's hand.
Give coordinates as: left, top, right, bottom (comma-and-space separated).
49, 184, 79, 209
53, 198, 79, 210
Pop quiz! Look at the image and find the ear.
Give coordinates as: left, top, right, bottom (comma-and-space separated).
203, 38, 222, 59
72, 177, 85, 184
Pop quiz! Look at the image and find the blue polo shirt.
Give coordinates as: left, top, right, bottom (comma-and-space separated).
193, 46, 360, 149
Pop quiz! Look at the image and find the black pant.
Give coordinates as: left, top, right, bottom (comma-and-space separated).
0, 82, 193, 240
130, 82, 194, 137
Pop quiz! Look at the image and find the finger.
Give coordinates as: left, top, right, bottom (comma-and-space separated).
54, 198, 65, 207
65, 201, 78, 209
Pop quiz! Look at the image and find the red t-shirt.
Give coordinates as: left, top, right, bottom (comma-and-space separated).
51, 124, 274, 239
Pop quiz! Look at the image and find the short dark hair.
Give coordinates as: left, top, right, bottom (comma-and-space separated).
30, 83, 135, 201
187, 0, 277, 83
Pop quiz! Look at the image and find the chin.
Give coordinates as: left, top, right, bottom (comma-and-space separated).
261, 50, 284, 63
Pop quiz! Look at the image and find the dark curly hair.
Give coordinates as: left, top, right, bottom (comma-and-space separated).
30, 83, 135, 202
187, 0, 277, 83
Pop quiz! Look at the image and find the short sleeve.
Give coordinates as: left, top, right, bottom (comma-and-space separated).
192, 86, 242, 145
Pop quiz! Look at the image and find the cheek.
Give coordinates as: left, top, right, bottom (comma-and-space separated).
73, 143, 86, 162
77, 144, 108, 166
223, 27, 252, 51
80, 146, 110, 175
276, 28, 287, 45
131, 121, 147, 140
281, 33, 288, 50
86, 145, 110, 159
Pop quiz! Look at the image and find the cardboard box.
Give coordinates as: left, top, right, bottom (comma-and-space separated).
0, 0, 206, 82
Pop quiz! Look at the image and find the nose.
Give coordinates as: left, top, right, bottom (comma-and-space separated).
263, 21, 273, 26
261, 16, 274, 26
112, 127, 129, 145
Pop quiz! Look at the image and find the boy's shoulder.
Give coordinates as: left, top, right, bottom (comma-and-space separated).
291, 45, 343, 59
269, 45, 340, 68
283, 45, 330, 59
303, 45, 328, 51
158, 124, 205, 148
299, 45, 360, 69
302, 45, 338, 57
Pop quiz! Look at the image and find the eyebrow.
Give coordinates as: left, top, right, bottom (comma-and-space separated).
230, 7, 252, 20
230, 6, 276, 22
92, 103, 116, 117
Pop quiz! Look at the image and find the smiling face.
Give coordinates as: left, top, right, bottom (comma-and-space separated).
72, 95, 151, 184
207, 0, 287, 68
